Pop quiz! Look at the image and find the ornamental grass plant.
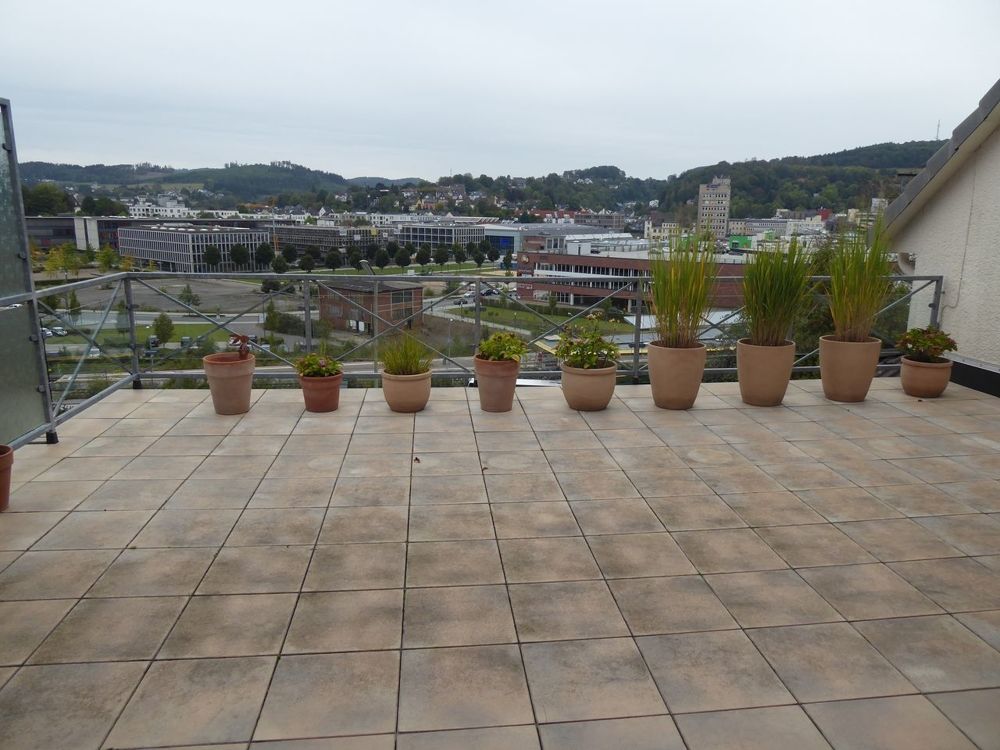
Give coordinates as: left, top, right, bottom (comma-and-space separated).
381, 335, 432, 375
648, 231, 717, 348
828, 216, 893, 342
743, 238, 814, 347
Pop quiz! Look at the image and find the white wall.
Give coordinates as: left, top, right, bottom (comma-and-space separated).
896, 126, 1000, 367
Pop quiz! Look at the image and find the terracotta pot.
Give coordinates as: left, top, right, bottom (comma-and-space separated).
819, 335, 881, 402
737, 339, 795, 407
901, 356, 952, 398
0, 445, 12, 512
474, 356, 520, 412
382, 370, 432, 413
299, 373, 343, 413
560, 364, 617, 411
203, 352, 255, 415
647, 342, 706, 410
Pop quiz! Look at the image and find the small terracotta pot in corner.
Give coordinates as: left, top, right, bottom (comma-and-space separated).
900, 356, 952, 398
647, 341, 706, 410
474, 356, 520, 412
382, 371, 432, 413
203, 352, 255, 415
819, 335, 881, 403
737, 339, 795, 407
0, 445, 13, 512
299, 373, 343, 413
560, 363, 617, 411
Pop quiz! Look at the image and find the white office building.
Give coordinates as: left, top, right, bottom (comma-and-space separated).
117, 224, 269, 272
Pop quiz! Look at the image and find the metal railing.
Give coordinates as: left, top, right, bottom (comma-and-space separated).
1, 269, 943, 447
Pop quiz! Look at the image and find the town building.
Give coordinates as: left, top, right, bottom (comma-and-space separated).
574, 211, 626, 231
269, 224, 393, 256
117, 224, 269, 272
886, 76, 1000, 393
643, 220, 680, 243
317, 278, 423, 333
698, 176, 731, 239
395, 222, 485, 248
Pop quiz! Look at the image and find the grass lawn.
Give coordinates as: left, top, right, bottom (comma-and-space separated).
453, 305, 634, 336
56, 322, 232, 347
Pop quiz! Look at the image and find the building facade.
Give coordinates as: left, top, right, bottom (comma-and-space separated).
698, 176, 731, 239
117, 224, 269, 272
317, 279, 423, 333
395, 222, 485, 248
270, 224, 393, 256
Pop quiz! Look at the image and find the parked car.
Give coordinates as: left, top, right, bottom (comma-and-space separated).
40, 327, 54, 338
51, 326, 67, 336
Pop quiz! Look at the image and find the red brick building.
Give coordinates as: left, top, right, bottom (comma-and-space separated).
317, 278, 423, 334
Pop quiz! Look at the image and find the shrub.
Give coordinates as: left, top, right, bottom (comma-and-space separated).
554, 313, 619, 369
477, 331, 529, 362
743, 238, 814, 347
295, 351, 342, 377
381, 335, 432, 375
896, 326, 956, 363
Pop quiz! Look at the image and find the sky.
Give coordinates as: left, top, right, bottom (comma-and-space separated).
2, 0, 999, 180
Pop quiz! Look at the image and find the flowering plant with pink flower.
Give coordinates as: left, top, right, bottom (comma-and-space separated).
295, 351, 343, 377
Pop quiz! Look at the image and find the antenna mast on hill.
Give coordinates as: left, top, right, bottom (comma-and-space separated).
936, 120, 941, 140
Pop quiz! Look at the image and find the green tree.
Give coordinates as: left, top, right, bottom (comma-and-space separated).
264, 300, 280, 331
299, 254, 315, 272
115, 299, 129, 334
415, 245, 432, 268
484, 242, 500, 263
472, 249, 485, 268
466, 241, 478, 255
22, 183, 74, 215
203, 245, 221, 269
305, 245, 322, 261
433, 247, 450, 268
365, 242, 380, 262
254, 242, 275, 268
281, 244, 298, 263
394, 246, 411, 268
502, 252, 513, 272
44, 243, 82, 279
230, 243, 250, 267
153, 312, 174, 344
95, 245, 119, 273
179, 283, 201, 307
67, 290, 82, 321
546, 293, 558, 316
453, 247, 467, 265
374, 248, 390, 269
261, 279, 281, 293
271, 255, 289, 273
325, 250, 342, 270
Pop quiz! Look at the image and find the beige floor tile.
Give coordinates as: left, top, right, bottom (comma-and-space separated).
890, 557, 1000, 611
652, 425, 726, 447
412, 431, 477, 453
586, 532, 695, 578
676, 706, 832, 750
606, 445, 686, 471
227, 508, 324, 546
30, 596, 184, 664
402, 585, 516, 648
229, 415, 299, 436
9, 480, 102, 511
795, 487, 902, 522
609, 576, 736, 635
411, 451, 483, 477
708, 422, 783, 444
693, 465, 785, 494
408, 505, 494, 541
825, 459, 925, 487
143, 435, 224, 456
249, 477, 334, 508
345, 433, 414, 454
71, 435, 159, 457
765, 421, 839, 441
509, 580, 627, 641
543, 449, 616, 473
755, 524, 876, 567
928, 689, 1000, 750
537, 430, 606, 451
398, 725, 539, 750
213, 434, 287, 456
320, 507, 407, 543
720, 491, 824, 526
284, 589, 402, 653
499, 537, 600, 583
855, 615, 1000, 691
33, 455, 132, 481
646, 495, 746, 531
523, 638, 666, 722
485, 472, 564, 502
407, 540, 504, 586
935, 479, 1000, 511
168, 415, 242, 436
480, 450, 551, 474
103, 417, 180, 437
866, 483, 978, 516
199, 546, 311, 594
475, 431, 541, 452
915, 513, 1000, 555
637, 630, 791, 713
492, 502, 580, 538
0, 511, 66, 550
747, 622, 916, 702
354, 415, 414, 434
306, 543, 406, 591
0, 661, 145, 750
75, 478, 181, 511
673, 443, 750, 467
332, 476, 410, 507
891, 456, 988, 483
526, 412, 590, 432
571, 499, 664, 534
799, 563, 943, 620
0, 600, 75, 665
0, 549, 117, 600
706, 569, 842, 628
160, 593, 296, 658
112, 455, 205, 481
398, 644, 532, 732
291, 415, 358, 435
672, 528, 788, 574
90, 547, 215, 597
283, 433, 352, 454
108, 656, 275, 747
33, 509, 153, 550
539, 716, 681, 750
956, 610, 1000, 650
582, 409, 646, 430
133, 508, 241, 547
410, 474, 487, 505
556, 470, 639, 500
268, 453, 345, 479
193, 454, 273, 480
593, 428, 665, 449
837, 518, 963, 561
414, 418, 476, 437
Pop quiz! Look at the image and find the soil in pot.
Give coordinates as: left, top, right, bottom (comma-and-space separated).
561, 364, 617, 411
0, 445, 12, 512
901, 356, 952, 398
203, 352, 255, 415
299, 373, 343, 413
647, 342, 706, 410
737, 339, 795, 407
474, 356, 520, 413
819, 335, 881, 402
382, 371, 432, 413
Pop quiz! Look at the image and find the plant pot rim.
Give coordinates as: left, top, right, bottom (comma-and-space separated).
820, 335, 880, 345
0, 445, 11, 456
474, 354, 520, 363
380, 369, 432, 381
203, 352, 256, 365
648, 341, 706, 351
901, 355, 953, 368
738, 338, 794, 349
560, 362, 619, 375
298, 372, 344, 381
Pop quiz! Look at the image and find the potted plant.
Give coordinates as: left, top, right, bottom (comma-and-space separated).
897, 326, 956, 398
381, 335, 432, 413
203, 334, 255, 415
647, 232, 717, 409
295, 348, 343, 413
0, 444, 12, 512
474, 331, 528, 412
555, 313, 620, 411
820, 219, 893, 402
738, 239, 813, 406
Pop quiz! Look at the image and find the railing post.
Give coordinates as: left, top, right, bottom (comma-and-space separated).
124, 277, 142, 389
372, 278, 379, 376
474, 278, 482, 344
631, 279, 643, 383
302, 279, 313, 354
929, 276, 943, 328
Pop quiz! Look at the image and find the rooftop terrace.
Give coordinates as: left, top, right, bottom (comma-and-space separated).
1, 379, 1000, 749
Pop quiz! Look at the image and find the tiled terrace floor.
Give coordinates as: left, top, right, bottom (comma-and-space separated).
2, 379, 1000, 749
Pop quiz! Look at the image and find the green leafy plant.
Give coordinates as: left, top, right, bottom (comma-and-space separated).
896, 326, 956, 363
555, 313, 620, 369
477, 331, 529, 362
743, 238, 814, 347
294, 350, 342, 377
648, 231, 717, 348
381, 335, 432, 375
828, 217, 893, 342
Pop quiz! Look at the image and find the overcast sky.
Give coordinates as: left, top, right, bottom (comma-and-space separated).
3, 0, 998, 180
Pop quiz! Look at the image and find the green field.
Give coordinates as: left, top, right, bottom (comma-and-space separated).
54, 322, 232, 347
454, 305, 634, 336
